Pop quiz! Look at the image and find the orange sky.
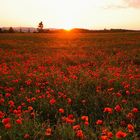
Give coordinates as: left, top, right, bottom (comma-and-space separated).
0, 0, 140, 29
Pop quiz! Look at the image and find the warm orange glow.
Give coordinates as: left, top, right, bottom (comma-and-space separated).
0, 0, 140, 30
65, 29, 71, 32
64, 28, 72, 32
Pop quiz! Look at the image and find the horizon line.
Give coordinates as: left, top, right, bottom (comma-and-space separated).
0, 26, 140, 31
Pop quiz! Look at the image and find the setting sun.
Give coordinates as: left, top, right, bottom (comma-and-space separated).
0, 0, 140, 29
60, 19, 74, 30
64, 28, 72, 32
0, 0, 140, 139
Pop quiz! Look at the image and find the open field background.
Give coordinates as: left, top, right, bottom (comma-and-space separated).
0, 32, 140, 139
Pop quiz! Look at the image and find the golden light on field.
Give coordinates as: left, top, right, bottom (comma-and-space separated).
65, 28, 72, 32
0, 0, 140, 29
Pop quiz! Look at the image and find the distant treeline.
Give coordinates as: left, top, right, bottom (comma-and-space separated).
69, 28, 140, 33
0, 27, 15, 33
0, 27, 33, 33
0, 27, 139, 33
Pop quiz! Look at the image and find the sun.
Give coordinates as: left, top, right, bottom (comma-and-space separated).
62, 21, 74, 31
64, 26, 73, 31
64, 29, 72, 32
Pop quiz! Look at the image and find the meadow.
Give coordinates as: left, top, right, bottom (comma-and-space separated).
0, 32, 140, 140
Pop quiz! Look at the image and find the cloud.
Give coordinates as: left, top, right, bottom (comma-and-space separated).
104, 0, 140, 9
123, 0, 140, 8
104, 5, 127, 9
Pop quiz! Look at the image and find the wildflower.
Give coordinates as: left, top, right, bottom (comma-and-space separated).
107, 132, 113, 138
126, 90, 130, 95
0, 111, 5, 119
122, 99, 127, 104
28, 106, 33, 112
31, 97, 36, 102
36, 89, 40, 93
73, 125, 80, 131
81, 116, 88, 122
59, 108, 64, 114
45, 128, 52, 136
68, 114, 74, 119
116, 131, 127, 138
49, 98, 56, 105
132, 108, 138, 113
84, 121, 89, 126
65, 117, 75, 124
21, 102, 26, 106
114, 105, 122, 112
58, 92, 64, 97
2, 118, 10, 125
71, 75, 78, 80
4, 123, 11, 129
5, 93, 11, 98
20, 87, 25, 92
16, 118, 22, 124
25, 79, 32, 86
8, 100, 15, 107
108, 88, 114, 92
120, 121, 127, 127
17, 109, 21, 114
116, 92, 122, 97
96, 120, 103, 125
31, 112, 35, 118
126, 112, 134, 119
17, 106, 22, 110
102, 128, 108, 135
128, 124, 134, 133
24, 133, 30, 139
96, 86, 101, 92
67, 98, 72, 104
104, 107, 113, 114
101, 135, 108, 140
76, 130, 84, 139
0, 98, 4, 104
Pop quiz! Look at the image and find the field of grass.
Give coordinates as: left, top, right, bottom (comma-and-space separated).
0, 32, 140, 140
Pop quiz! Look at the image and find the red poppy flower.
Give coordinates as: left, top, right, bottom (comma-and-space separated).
116, 131, 127, 138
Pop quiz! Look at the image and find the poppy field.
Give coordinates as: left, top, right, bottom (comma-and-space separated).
0, 32, 140, 140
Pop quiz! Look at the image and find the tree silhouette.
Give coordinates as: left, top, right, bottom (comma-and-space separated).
9, 27, 15, 33
37, 21, 44, 32
0, 28, 2, 33
19, 27, 22, 33
28, 28, 30, 33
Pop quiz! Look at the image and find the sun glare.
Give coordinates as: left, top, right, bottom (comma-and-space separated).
0, 0, 140, 29
62, 21, 74, 31
64, 25, 73, 31
65, 28, 72, 32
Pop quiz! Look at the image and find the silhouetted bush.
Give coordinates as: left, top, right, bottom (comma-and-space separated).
8, 27, 15, 33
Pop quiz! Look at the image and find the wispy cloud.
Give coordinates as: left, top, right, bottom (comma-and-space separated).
104, 5, 128, 9
104, 0, 140, 9
123, 0, 140, 8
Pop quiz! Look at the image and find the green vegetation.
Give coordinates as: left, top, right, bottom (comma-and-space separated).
0, 32, 140, 140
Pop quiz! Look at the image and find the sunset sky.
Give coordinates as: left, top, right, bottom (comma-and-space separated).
0, 0, 140, 30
